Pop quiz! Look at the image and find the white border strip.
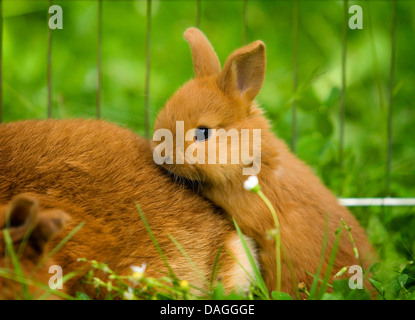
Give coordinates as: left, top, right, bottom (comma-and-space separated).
339, 198, 415, 207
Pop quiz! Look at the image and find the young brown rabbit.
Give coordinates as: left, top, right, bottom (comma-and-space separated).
0, 119, 257, 298
0, 194, 68, 299
153, 27, 375, 295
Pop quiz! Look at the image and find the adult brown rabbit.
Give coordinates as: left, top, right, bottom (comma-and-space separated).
153, 27, 375, 295
0, 119, 257, 298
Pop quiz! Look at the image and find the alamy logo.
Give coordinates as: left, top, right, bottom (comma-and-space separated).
49, 5, 63, 30
348, 265, 363, 289
48, 265, 63, 290
349, 5, 363, 30
153, 121, 262, 175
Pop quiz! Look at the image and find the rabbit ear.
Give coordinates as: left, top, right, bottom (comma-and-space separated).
6, 195, 38, 228
184, 27, 221, 78
217, 40, 266, 102
29, 209, 69, 254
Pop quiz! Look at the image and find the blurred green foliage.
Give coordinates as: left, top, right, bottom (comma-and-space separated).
1, 0, 414, 269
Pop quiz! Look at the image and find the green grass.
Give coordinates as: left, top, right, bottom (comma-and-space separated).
1, 190, 414, 300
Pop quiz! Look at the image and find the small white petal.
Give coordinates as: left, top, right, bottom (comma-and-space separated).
244, 176, 259, 191
123, 290, 134, 300
130, 263, 147, 274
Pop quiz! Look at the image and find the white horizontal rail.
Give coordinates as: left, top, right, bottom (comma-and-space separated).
339, 198, 415, 207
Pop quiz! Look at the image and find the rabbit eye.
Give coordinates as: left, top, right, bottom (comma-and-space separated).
195, 127, 211, 142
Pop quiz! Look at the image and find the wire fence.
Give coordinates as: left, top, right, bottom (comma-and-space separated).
0, 0, 413, 207
47, 0, 53, 119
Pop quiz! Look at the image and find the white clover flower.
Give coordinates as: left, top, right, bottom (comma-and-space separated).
130, 263, 147, 281
123, 287, 135, 300
131, 263, 147, 273
244, 175, 260, 192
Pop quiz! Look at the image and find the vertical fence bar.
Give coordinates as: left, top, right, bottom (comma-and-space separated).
242, 0, 247, 45
97, 0, 102, 119
386, 0, 396, 196
195, 0, 201, 28
291, 0, 298, 153
47, 0, 53, 118
366, 2, 385, 112
144, 0, 152, 138
0, 0, 3, 123
338, 0, 348, 196
339, 0, 348, 170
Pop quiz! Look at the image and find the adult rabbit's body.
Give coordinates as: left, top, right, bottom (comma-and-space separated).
0, 119, 256, 297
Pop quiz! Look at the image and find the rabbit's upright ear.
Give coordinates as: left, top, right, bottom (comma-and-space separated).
217, 41, 266, 102
184, 27, 221, 78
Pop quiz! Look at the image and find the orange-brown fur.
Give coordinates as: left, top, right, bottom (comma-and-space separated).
153, 28, 375, 295
0, 194, 68, 299
0, 119, 255, 298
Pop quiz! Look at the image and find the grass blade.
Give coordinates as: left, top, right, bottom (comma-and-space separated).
233, 218, 269, 299
210, 245, 223, 291
316, 227, 343, 300
309, 214, 329, 299
136, 203, 177, 282
3, 229, 31, 299
168, 233, 209, 288
0, 268, 76, 300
